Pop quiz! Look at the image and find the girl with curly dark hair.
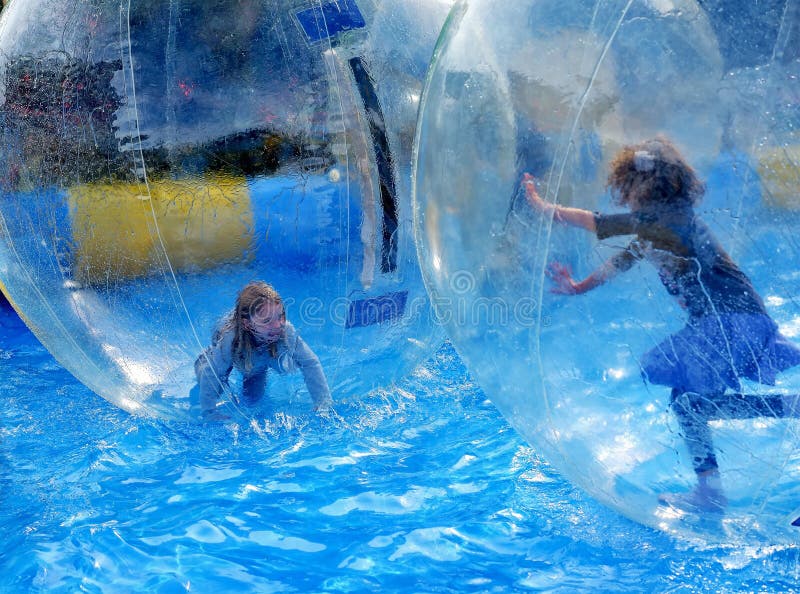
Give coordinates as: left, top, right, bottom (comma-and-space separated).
523, 137, 800, 511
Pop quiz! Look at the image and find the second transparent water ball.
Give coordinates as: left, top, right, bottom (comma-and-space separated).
414, 0, 800, 543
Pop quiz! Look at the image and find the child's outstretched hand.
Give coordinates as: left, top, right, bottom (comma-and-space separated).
521, 173, 549, 213
546, 261, 579, 295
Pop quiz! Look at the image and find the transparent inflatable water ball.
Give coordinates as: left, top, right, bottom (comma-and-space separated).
0, 0, 453, 420
414, 0, 800, 543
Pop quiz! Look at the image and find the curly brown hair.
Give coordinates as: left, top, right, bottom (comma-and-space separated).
607, 137, 705, 209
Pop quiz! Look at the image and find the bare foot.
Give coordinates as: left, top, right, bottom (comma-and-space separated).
658, 485, 728, 513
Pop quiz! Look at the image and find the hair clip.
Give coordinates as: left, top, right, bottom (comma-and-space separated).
634, 150, 655, 172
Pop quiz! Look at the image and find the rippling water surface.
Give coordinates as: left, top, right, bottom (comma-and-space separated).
1, 303, 799, 592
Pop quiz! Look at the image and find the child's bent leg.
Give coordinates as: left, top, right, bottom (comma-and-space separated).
682, 391, 798, 420
661, 389, 727, 511
670, 390, 720, 475
242, 371, 267, 406
781, 394, 800, 417
664, 389, 799, 510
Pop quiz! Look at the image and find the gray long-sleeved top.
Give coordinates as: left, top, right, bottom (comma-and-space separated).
195, 320, 331, 414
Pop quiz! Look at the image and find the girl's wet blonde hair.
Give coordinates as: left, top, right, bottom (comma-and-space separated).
607, 136, 705, 209
220, 281, 284, 371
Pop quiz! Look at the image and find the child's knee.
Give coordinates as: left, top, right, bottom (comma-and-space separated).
669, 390, 694, 414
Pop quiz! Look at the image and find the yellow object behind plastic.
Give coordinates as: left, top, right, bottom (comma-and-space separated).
757, 145, 800, 210
68, 174, 253, 284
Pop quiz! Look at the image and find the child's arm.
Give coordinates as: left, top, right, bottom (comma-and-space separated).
194, 331, 235, 419
547, 259, 621, 295
282, 326, 332, 412
522, 173, 596, 232
296, 339, 333, 413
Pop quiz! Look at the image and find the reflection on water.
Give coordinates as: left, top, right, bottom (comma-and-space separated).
1, 303, 799, 591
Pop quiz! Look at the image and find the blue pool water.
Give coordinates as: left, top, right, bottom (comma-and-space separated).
1, 299, 799, 592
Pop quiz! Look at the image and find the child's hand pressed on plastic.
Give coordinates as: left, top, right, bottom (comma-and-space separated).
546, 261, 580, 295
521, 173, 549, 213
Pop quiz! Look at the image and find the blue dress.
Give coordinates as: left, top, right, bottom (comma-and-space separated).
595, 206, 800, 394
